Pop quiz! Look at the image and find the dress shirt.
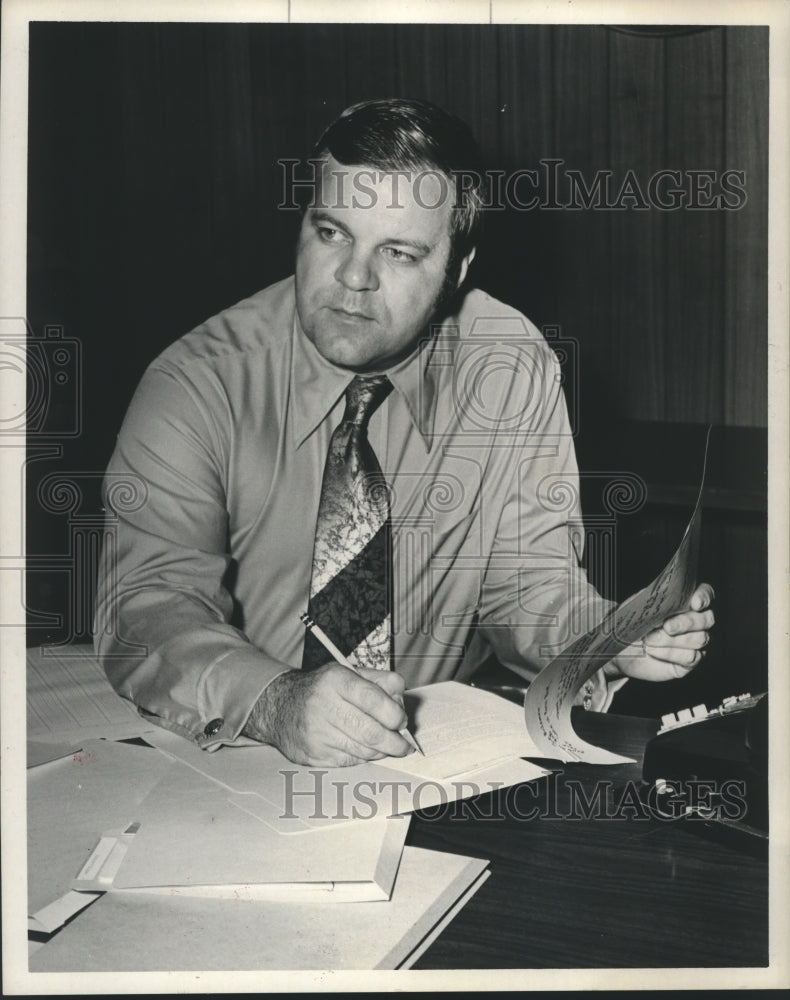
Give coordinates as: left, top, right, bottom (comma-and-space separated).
95, 276, 625, 749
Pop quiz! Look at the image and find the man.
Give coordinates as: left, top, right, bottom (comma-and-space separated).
95, 98, 714, 767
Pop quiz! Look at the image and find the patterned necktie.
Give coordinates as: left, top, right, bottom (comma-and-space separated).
302, 374, 394, 672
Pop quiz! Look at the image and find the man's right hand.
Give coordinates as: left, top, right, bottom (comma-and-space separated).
242, 664, 413, 766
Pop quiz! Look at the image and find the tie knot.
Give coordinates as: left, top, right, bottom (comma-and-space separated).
344, 375, 393, 429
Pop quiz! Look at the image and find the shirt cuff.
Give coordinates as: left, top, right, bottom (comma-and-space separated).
196, 648, 293, 750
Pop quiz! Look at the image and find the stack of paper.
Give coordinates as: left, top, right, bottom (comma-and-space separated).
30, 846, 490, 971
28, 731, 493, 969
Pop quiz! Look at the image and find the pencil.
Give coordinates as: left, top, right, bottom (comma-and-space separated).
300, 612, 424, 755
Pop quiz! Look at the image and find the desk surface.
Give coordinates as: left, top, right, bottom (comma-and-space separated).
26, 647, 768, 971
409, 710, 768, 969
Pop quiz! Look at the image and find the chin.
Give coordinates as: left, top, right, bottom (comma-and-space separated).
312, 334, 375, 372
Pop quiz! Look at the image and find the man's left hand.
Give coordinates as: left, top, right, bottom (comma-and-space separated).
607, 583, 715, 682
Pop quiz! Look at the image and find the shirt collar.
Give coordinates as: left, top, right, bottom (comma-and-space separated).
290, 308, 440, 451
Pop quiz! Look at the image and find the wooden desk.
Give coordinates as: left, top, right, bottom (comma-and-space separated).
409, 710, 768, 969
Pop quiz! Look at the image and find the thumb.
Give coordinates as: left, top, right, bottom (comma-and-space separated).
690, 582, 715, 612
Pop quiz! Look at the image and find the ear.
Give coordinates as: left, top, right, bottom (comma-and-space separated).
456, 247, 476, 289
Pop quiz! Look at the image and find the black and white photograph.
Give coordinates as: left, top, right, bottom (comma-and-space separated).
1, 0, 788, 992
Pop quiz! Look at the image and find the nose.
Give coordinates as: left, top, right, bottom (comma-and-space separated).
335, 247, 379, 292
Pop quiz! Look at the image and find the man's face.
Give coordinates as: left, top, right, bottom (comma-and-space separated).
295, 157, 472, 372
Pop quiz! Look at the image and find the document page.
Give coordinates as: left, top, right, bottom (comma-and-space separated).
524, 435, 709, 763
27, 645, 152, 744
375, 681, 541, 780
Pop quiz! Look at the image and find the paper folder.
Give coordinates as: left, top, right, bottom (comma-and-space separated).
71, 762, 411, 902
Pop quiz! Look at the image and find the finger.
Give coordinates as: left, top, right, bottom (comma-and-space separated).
322, 720, 396, 763
690, 583, 715, 612
277, 731, 369, 769
643, 644, 706, 670
310, 666, 410, 756
645, 629, 710, 653
661, 608, 715, 636
291, 716, 397, 767
332, 694, 411, 757
342, 670, 408, 731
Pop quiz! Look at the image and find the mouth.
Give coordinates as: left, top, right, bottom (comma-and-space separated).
330, 307, 375, 322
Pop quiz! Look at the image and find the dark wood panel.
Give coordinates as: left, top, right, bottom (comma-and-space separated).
392, 23, 450, 107
442, 24, 502, 159
607, 30, 668, 422
664, 28, 726, 424
342, 23, 400, 105
549, 26, 617, 421
497, 24, 557, 164
723, 27, 769, 427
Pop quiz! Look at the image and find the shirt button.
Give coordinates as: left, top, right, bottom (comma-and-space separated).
203, 718, 224, 737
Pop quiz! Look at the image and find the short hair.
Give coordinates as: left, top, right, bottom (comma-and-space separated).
311, 98, 485, 270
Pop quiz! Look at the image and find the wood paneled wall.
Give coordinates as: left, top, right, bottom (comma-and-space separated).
28, 23, 767, 436
26, 22, 768, 647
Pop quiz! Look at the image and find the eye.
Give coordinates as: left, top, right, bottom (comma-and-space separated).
383, 246, 417, 264
316, 225, 347, 244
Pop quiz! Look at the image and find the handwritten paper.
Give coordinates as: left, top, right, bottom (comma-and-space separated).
524, 435, 709, 763
373, 681, 541, 780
